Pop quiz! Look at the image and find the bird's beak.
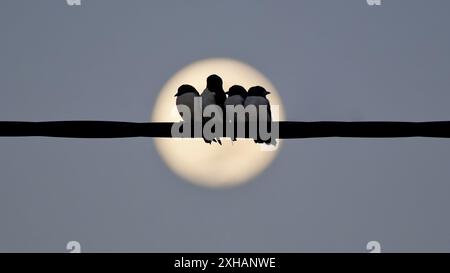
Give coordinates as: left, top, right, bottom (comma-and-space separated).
265, 91, 271, 95
174, 93, 179, 97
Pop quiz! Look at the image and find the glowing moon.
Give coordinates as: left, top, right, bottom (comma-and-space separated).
152, 58, 285, 188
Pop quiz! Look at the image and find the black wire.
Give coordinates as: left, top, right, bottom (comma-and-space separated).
1, 121, 450, 139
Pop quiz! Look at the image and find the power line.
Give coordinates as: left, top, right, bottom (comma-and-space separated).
1, 121, 450, 139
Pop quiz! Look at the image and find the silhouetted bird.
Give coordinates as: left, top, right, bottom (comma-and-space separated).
201, 74, 226, 144
225, 85, 247, 140
244, 86, 273, 144
175, 84, 200, 121
175, 84, 201, 137
225, 85, 247, 107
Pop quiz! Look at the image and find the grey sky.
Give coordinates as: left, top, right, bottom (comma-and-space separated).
0, 0, 450, 252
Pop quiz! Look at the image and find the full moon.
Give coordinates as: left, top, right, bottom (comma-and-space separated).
152, 58, 285, 188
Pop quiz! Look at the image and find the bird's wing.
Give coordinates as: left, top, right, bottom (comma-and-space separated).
201, 89, 214, 108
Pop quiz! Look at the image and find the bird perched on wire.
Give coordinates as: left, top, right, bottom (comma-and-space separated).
201, 74, 226, 144
175, 84, 200, 119
175, 84, 201, 137
244, 86, 274, 144
224, 85, 247, 141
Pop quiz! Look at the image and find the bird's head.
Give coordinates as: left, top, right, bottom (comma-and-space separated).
206, 74, 223, 93
175, 84, 198, 97
226, 85, 247, 98
248, 86, 270, 97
